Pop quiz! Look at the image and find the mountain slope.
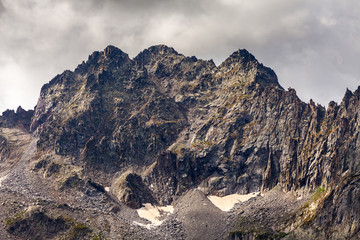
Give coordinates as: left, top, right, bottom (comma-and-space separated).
0, 45, 359, 239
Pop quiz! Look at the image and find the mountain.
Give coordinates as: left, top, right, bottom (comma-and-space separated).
0, 45, 359, 240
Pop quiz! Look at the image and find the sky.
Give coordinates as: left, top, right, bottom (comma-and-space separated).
0, 0, 360, 112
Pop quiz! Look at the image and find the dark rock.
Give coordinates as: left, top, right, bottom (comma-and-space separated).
0, 106, 34, 130
116, 172, 157, 209
87, 179, 105, 193
33, 158, 50, 171
46, 162, 61, 177
60, 174, 84, 190
0, 134, 10, 161
6, 208, 70, 240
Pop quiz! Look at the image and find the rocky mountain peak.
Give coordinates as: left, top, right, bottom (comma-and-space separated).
103, 45, 126, 58
344, 88, 353, 98
134, 45, 217, 98
341, 88, 354, 109
216, 49, 280, 89
74, 45, 131, 76
134, 45, 181, 66
220, 49, 256, 67
148, 44, 178, 55
1, 45, 360, 239
101, 45, 132, 67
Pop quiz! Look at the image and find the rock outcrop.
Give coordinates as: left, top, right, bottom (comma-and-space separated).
0, 106, 34, 130
116, 172, 157, 209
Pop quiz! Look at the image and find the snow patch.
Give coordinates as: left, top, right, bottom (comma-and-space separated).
208, 192, 259, 211
134, 203, 174, 229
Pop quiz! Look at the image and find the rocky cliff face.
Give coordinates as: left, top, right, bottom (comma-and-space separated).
30, 45, 187, 173
0, 106, 33, 130
0, 45, 359, 239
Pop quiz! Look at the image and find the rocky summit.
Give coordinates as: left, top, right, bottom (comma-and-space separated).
0, 45, 359, 240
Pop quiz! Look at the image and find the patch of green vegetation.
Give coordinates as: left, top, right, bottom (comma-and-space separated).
244, 122, 256, 127
208, 115, 223, 122
312, 186, 325, 201
231, 216, 272, 238
186, 83, 199, 91
171, 144, 185, 154
238, 93, 253, 101
275, 232, 289, 238
150, 117, 185, 126
191, 140, 215, 150
92, 231, 106, 240
67, 226, 90, 240
298, 186, 326, 211
295, 186, 327, 226
228, 230, 244, 238
61, 216, 91, 240
73, 222, 88, 231
162, 119, 186, 124
4, 210, 26, 226
229, 229, 288, 240
229, 215, 290, 239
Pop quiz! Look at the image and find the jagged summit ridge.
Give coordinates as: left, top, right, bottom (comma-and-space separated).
36, 44, 279, 99
144, 44, 180, 55
220, 49, 256, 66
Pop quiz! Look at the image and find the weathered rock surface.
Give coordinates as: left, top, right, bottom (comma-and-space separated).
115, 172, 157, 209
0, 44, 359, 239
6, 207, 71, 240
0, 106, 33, 130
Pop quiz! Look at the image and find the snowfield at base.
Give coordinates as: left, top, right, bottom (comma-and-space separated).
134, 203, 174, 229
208, 192, 260, 211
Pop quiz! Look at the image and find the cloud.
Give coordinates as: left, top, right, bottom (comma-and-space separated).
0, 2, 4, 15
0, 0, 360, 112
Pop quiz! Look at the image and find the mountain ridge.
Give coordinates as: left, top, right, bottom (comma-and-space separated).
0, 45, 359, 239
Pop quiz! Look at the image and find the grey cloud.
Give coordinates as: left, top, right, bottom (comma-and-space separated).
0, 1, 4, 14
0, 0, 360, 112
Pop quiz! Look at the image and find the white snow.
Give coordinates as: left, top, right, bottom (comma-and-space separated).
134, 203, 174, 229
208, 192, 259, 211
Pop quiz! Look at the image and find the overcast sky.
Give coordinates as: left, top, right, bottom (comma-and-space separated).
0, 0, 360, 112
